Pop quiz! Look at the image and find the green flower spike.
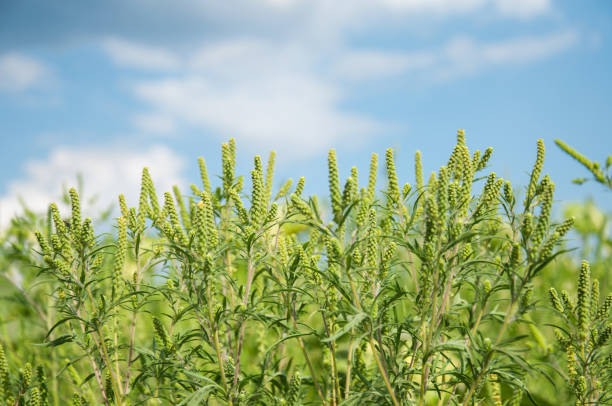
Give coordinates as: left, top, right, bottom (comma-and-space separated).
68, 187, 81, 238
415, 150, 423, 191
385, 148, 400, 208
525, 139, 545, 206
367, 152, 378, 199
577, 260, 591, 344
295, 176, 305, 197
118, 194, 129, 218
198, 156, 212, 195
275, 178, 293, 200
112, 217, 127, 297
328, 149, 342, 222
265, 150, 276, 203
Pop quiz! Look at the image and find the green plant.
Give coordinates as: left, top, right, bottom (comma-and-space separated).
555, 139, 612, 190
0, 342, 49, 406
549, 260, 612, 404
1, 131, 610, 405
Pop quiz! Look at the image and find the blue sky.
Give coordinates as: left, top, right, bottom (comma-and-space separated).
0, 0, 611, 225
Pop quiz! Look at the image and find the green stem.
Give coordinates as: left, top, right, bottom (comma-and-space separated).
461, 301, 518, 406
85, 287, 124, 405
345, 337, 355, 400
206, 285, 232, 406
287, 288, 328, 406
347, 274, 400, 406
232, 249, 256, 393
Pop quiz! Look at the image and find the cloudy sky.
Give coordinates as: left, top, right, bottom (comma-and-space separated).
0, 0, 611, 225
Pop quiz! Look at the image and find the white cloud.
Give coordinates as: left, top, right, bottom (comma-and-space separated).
333, 30, 577, 81
126, 30, 575, 153
377, 0, 487, 13
479, 30, 577, 63
227, 0, 552, 25
375, 0, 551, 18
0, 144, 185, 227
90, 0, 567, 157
493, 0, 551, 18
0, 53, 48, 92
102, 38, 180, 70
332, 50, 435, 80
133, 72, 380, 156
132, 113, 177, 134
436, 30, 577, 79
255, 0, 553, 29
128, 39, 381, 155
189, 39, 306, 74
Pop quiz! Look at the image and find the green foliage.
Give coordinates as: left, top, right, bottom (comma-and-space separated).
549, 260, 612, 404
0, 342, 49, 406
555, 139, 612, 189
0, 133, 611, 405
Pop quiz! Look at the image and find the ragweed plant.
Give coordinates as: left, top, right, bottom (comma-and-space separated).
0, 131, 599, 405
549, 260, 612, 405
0, 342, 49, 406
555, 139, 612, 190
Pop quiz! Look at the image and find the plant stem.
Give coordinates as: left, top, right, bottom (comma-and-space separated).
461, 300, 518, 406
206, 284, 233, 405
123, 237, 146, 395
288, 295, 329, 406
233, 247, 256, 391
345, 337, 355, 400
347, 273, 400, 406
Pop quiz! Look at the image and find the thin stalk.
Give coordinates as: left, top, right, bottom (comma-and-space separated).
288, 291, 329, 406
181, 268, 231, 405
345, 337, 355, 400
206, 284, 233, 405
407, 251, 419, 294
321, 314, 340, 406
123, 237, 151, 394
48, 296, 59, 406
461, 301, 518, 406
369, 336, 399, 406
419, 250, 444, 406
223, 204, 237, 356
233, 247, 256, 389
443, 277, 493, 406
85, 286, 124, 404
266, 233, 329, 406
73, 305, 110, 406
72, 247, 122, 405
347, 273, 400, 406
113, 315, 121, 400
